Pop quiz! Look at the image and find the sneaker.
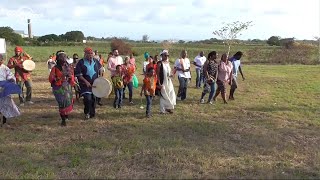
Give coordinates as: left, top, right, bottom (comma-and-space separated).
118, 105, 122, 109
146, 114, 151, 118
129, 101, 134, 104
19, 103, 25, 107
208, 101, 213, 105
97, 102, 103, 106
26, 101, 34, 105
200, 99, 205, 104
85, 114, 90, 119
177, 96, 181, 101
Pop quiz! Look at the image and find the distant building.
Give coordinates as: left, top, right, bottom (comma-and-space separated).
14, 30, 29, 38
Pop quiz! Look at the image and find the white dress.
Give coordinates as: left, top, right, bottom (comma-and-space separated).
160, 61, 176, 113
0, 64, 21, 118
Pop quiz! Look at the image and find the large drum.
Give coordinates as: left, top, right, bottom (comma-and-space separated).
22, 60, 36, 71
92, 77, 112, 98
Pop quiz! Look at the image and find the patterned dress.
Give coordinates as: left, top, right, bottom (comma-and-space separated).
49, 65, 75, 115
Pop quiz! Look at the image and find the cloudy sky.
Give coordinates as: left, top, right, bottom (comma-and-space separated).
0, 0, 319, 40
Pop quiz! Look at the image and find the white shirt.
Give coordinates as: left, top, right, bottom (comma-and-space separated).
107, 56, 123, 76
0, 64, 15, 81
174, 58, 191, 78
193, 55, 207, 69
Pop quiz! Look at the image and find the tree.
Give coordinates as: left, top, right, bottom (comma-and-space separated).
212, 21, 253, 57
37, 34, 60, 42
0, 26, 25, 45
267, 36, 281, 46
178, 40, 185, 44
64, 31, 85, 42
142, 34, 149, 42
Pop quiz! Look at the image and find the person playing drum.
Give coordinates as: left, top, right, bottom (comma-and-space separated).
7, 46, 34, 106
75, 47, 102, 119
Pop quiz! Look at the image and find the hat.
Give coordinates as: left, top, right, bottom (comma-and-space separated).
144, 52, 150, 59
160, 49, 169, 56
84, 47, 93, 54
15, 46, 23, 52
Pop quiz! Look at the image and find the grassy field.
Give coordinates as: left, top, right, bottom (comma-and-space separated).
0, 45, 320, 178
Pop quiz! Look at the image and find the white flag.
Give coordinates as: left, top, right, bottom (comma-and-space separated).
0, 38, 6, 54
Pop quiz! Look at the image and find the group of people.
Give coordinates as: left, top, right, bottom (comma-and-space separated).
0, 46, 245, 127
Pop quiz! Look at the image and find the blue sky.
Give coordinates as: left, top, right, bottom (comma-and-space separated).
0, 0, 319, 40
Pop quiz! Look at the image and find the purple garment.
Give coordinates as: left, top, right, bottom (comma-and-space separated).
0, 81, 21, 98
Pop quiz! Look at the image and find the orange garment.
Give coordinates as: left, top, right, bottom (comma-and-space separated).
143, 76, 156, 96
100, 58, 105, 66
122, 64, 136, 84
7, 55, 31, 81
49, 66, 75, 86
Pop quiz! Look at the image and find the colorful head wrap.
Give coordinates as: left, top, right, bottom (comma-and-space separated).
15, 46, 23, 53
144, 52, 150, 59
84, 47, 93, 54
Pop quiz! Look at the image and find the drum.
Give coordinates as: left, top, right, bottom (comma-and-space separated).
92, 77, 112, 98
22, 60, 36, 71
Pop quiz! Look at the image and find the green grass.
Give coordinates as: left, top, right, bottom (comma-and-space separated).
0, 46, 319, 178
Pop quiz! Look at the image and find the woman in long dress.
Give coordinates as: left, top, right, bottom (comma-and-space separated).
0, 54, 21, 127
49, 51, 75, 126
157, 50, 176, 114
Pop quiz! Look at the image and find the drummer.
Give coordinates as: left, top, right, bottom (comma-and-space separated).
75, 47, 102, 119
7, 46, 34, 106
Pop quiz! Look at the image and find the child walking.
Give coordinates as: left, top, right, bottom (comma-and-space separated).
112, 65, 124, 108
140, 68, 156, 118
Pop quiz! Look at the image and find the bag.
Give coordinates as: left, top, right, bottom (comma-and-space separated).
132, 74, 139, 89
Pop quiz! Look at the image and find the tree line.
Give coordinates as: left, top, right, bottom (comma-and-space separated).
0, 26, 318, 47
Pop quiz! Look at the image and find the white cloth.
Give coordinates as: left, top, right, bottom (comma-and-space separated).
143, 61, 149, 74
160, 62, 176, 113
174, 58, 191, 78
0, 96, 20, 118
0, 64, 15, 81
232, 60, 241, 78
193, 55, 207, 69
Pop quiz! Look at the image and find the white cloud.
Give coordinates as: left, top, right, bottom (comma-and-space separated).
0, 0, 318, 40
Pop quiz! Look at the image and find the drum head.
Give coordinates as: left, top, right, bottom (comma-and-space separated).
22, 60, 36, 71
92, 77, 112, 98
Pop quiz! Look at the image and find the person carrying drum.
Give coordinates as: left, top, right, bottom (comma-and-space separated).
7, 46, 34, 106
75, 47, 102, 119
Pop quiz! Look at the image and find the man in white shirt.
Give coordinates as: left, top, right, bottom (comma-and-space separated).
107, 49, 123, 78
174, 50, 191, 101
193, 51, 206, 88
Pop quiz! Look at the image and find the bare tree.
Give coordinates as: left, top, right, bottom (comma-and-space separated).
142, 34, 149, 42
213, 21, 253, 57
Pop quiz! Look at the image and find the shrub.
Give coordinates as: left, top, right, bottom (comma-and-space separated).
110, 39, 132, 55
